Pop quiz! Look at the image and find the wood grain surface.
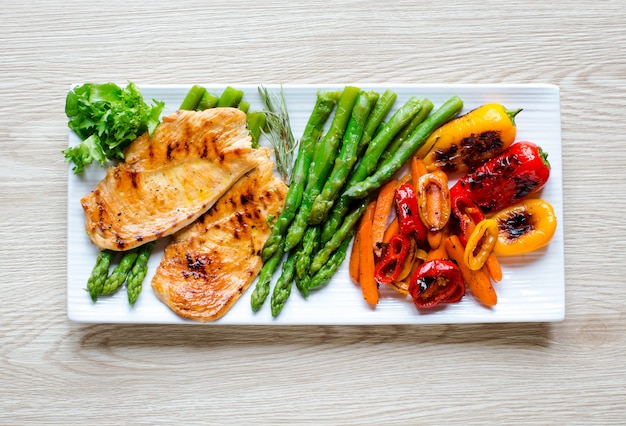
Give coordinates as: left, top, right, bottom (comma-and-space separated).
1, 0, 626, 424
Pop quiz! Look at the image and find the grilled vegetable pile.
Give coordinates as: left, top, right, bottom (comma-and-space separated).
349, 104, 557, 310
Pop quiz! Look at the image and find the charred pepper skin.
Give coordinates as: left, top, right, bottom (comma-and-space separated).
450, 190, 486, 246
418, 104, 521, 174
450, 141, 551, 214
394, 183, 428, 244
491, 199, 557, 256
374, 234, 411, 284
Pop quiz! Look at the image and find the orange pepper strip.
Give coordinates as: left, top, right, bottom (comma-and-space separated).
372, 179, 398, 257
485, 253, 503, 282
427, 229, 443, 250
382, 217, 399, 244
426, 238, 448, 262
358, 201, 378, 306
411, 156, 428, 190
349, 229, 361, 285
445, 235, 497, 307
426, 223, 450, 261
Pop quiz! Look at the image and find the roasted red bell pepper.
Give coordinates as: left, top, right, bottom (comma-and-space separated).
394, 183, 427, 244
409, 259, 465, 309
374, 234, 411, 284
450, 141, 551, 213
450, 188, 486, 246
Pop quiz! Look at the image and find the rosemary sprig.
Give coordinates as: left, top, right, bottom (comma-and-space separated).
258, 85, 297, 183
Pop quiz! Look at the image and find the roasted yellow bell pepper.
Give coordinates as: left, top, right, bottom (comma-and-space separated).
464, 218, 498, 270
417, 103, 521, 173
491, 199, 557, 256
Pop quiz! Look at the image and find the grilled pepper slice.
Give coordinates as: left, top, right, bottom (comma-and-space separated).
417, 170, 451, 232
444, 235, 497, 307
463, 219, 498, 270
450, 189, 486, 246
394, 183, 427, 244
492, 199, 557, 255
417, 103, 521, 173
374, 234, 411, 284
450, 141, 551, 213
409, 259, 464, 309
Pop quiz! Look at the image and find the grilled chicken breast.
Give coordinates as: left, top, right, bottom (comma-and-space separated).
81, 108, 259, 251
151, 148, 288, 322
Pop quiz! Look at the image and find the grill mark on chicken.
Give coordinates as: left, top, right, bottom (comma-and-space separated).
128, 169, 139, 189
166, 139, 178, 160
240, 192, 252, 205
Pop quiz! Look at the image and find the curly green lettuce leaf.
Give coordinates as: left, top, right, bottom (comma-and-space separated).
63, 81, 164, 174
62, 135, 107, 174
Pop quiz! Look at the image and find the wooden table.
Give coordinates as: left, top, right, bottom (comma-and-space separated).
2, 1, 625, 424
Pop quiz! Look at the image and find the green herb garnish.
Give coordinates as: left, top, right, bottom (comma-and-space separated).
258, 85, 297, 183
63, 82, 164, 174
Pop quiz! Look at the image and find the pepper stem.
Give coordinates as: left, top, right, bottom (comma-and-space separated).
506, 107, 523, 126
537, 145, 551, 169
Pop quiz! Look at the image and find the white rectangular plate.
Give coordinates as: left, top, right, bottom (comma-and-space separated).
67, 83, 564, 324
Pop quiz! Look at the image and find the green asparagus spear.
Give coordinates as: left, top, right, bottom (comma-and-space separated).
320, 196, 353, 244
250, 241, 285, 312
261, 91, 339, 262
308, 90, 379, 224
101, 250, 138, 296
246, 111, 266, 148
295, 225, 321, 282
217, 86, 244, 107
127, 242, 155, 306
358, 89, 397, 154
179, 85, 206, 110
284, 86, 360, 251
308, 197, 370, 275
307, 229, 354, 293
305, 86, 361, 191
318, 97, 422, 243
86, 250, 114, 302
379, 98, 434, 163
238, 100, 250, 114
295, 274, 311, 299
347, 96, 423, 185
270, 250, 298, 317
343, 96, 464, 199
322, 92, 395, 241
196, 91, 219, 110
